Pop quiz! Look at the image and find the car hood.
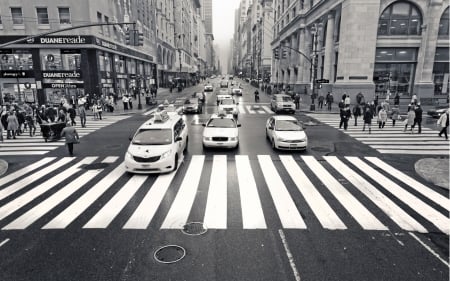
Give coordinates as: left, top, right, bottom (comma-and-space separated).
127, 144, 172, 157
274, 130, 306, 140
219, 105, 237, 110
203, 127, 238, 137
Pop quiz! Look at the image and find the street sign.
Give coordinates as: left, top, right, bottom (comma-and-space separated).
130, 74, 136, 79
315, 79, 329, 83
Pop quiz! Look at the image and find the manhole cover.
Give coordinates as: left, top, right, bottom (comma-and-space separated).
83, 163, 110, 170
311, 146, 331, 152
154, 245, 186, 264
181, 222, 207, 235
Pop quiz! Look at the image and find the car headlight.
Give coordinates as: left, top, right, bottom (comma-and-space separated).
229, 137, 237, 141
160, 150, 172, 159
125, 151, 133, 159
203, 137, 211, 141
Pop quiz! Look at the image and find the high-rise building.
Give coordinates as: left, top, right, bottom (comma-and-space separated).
202, 0, 213, 34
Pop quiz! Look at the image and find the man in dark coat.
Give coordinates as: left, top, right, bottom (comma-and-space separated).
413, 104, 423, 134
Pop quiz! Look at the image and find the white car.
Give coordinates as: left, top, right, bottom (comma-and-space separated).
270, 94, 296, 114
265, 115, 307, 150
217, 91, 231, 105
218, 98, 239, 117
231, 87, 242, 96
204, 84, 213, 92
125, 111, 188, 173
202, 112, 241, 148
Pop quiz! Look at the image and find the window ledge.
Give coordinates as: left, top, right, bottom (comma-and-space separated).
13, 24, 25, 30
38, 24, 51, 30
60, 23, 72, 27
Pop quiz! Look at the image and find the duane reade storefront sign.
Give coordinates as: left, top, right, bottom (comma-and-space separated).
38, 36, 87, 44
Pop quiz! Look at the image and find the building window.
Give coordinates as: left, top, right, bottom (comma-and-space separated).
335, 17, 341, 42
11, 7, 23, 25
40, 49, 81, 71
97, 12, 102, 34
0, 50, 33, 71
334, 52, 338, 82
104, 15, 110, 36
433, 47, 449, 95
58, 7, 71, 24
438, 7, 449, 37
292, 7, 296, 18
36, 7, 49, 25
300, 0, 304, 10
322, 22, 327, 47
374, 48, 418, 97
377, 1, 422, 36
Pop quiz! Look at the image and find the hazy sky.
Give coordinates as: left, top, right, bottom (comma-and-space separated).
213, 0, 241, 73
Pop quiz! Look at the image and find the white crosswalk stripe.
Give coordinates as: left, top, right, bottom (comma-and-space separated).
307, 113, 450, 155
0, 116, 129, 156
0, 155, 447, 234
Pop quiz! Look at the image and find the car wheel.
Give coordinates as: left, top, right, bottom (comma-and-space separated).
172, 154, 178, 172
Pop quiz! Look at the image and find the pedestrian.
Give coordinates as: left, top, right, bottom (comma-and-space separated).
128, 95, 133, 109
0, 107, 5, 142
394, 93, 400, 106
344, 94, 351, 107
391, 105, 400, 126
79, 104, 87, 128
413, 104, 422, 134
60, 121, 80, 157
1, 107, 8, 136
92, 101, 99, 120
404, 107, 415, 133
342, 106, 351, 130
68, 104, 77, 126
411, 94, 418, 105
122, 95, 129, 110
437, 109, 449, 140
362, 107, 372, 134
374, 95, 379, 108
352, 103, 361, 126
6, 110, 19, 139
294, 93, 300, 109
25, 112, 36, 137
96, 100, 103, 120
16, 110, 25, 135
318, 93, 324, 109
378, 107, 388, 129
46, 105, 56, 122
108, 96, 115, 113
356, 92, 365, 105
57, 107, 67, 123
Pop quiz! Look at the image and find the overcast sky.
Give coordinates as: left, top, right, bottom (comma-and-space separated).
213, 0, 241, 73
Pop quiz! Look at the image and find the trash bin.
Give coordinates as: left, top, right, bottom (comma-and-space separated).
146, 96, 152, 105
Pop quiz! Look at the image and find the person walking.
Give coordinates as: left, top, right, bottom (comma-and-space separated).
25, 112, 36, 136
391, 105, 400, 126
294, 93, 300, 109
326, 92, 333, 111
79, 104, 87, 128
437, 109, 449, 140
57, 107, 67, 123
378, 107, 388, 129
318, 93, 324, 109
6, 110, 19, 139
122, 95, 129, 110
342, 106, 351, 130
352, 103, 361, 126
0, 107, 5, 142
68, 104, 77, 126
60, 122, 80, 156
96, 100, 103, 120
362, 107, 373, 134
404, 107, 415, 133
344, 94, 351, 107
46, 105, 56, 122
413, 104, 423, 134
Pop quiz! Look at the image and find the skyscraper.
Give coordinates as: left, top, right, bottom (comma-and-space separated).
202, 0, 213, 34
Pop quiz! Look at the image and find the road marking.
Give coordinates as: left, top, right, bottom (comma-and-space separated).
102, 156, 119, 163
43, 163, 126, 229
278, 229, 301, 281
347, 157, 450, 235
261, 105, 274, 114
161, 155, 205, 229
245, 105, 256, 114
280, 155, 346, 230
258, 155, 306, 229
123, 171, 177, 229
83, 174, 147, 229
0, 238, 10, 248
0, 157, 55, 188
302, 156, 387, 231
409, 232, 450, 268
235, 155, 267, 229
325, 156, 427, 233
0, 151, 48, 156
203, 155, 228, 229
377, 150, 450, 155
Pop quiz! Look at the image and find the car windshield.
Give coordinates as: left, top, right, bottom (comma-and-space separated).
275, 120, 303, 131
185, 98, 198, 104
132, 129, 172, 145
207, 118, 236, 128
221, 99, 235, 105
280, 96, 293, 102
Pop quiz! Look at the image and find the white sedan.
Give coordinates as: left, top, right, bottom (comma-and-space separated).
265, 115, 307, 150
218, 98, 239, 118
203, 113, 240, 149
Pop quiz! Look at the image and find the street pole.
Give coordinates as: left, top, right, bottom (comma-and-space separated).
310, 24, 320, 111
137, 75, 142, 109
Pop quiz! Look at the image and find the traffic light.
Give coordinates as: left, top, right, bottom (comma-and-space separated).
274, 48, 279, 59
125, 30, 135, 45
282, 48, 288, 59
136, 32, 144, 46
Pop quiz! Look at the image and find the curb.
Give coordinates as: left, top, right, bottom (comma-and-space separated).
415, 158, 449, 190
0, 159, 8, 177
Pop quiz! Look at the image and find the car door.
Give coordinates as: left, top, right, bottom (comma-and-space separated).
266, 117, 275, 139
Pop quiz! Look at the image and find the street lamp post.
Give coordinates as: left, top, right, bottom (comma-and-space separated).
310, 23, 322, 111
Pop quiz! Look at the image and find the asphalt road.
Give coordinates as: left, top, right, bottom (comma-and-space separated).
0, 78, 448, 281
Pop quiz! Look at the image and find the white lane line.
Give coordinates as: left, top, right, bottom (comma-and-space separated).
43, 163, 126, 229
409, 232, 450, 268
123, 171, 177, 229
102, 156, 119, 163
366, 157, 450, 211
3, 169, 102, 230
261, 106, 274, 114
0, 143, 65, 147
377, 150, 450, 155
160, 155, 205, 229
278, 229, 301, 281
0, 147, 59, 151
235, 155, 267, 229
0, 157, 75, 201
302, 156, 387, 231
203, 155, 227, 229
83, 174, 147, 228
363, 141, 446, 145
347, 157, 450, 235
325, 156, 427, 233
0, 238, 10, 248
280, 155, 346, 230
258, 155, 306, 229
0, 157, 96, 221
0, 151, 48, 156
371, 145, 449, 150
0, 157, 55, 188
245, 105, 256, 114
238, 105, 246, 114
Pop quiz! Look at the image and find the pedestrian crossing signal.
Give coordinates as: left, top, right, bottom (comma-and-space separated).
274, 48, 279, 60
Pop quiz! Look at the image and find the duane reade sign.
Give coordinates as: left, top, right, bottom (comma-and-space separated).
39, 36, 86, 44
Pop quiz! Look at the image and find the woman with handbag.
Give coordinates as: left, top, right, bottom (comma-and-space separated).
60, 121, 80, 156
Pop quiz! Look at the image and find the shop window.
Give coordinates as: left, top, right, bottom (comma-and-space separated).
40, 49, 81, 71
36, 7, 49, 25
11, 7, 23, 25
115, 55, 125, 73
0, 50, 33, 70
433, 47, 449, 95
377, 1, 422, 36
58, 7, 71, 25
438, 7, 449, 37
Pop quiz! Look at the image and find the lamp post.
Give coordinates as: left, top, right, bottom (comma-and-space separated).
310, 23, 322, 111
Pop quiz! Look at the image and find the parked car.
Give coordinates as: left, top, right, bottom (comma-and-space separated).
183, 97, 202, 114
265, 115, 307, 150
270, 94, 296, 114
202, 112, 241, 149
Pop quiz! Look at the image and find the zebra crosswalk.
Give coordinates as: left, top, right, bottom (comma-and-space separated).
307, 114, 450, 155
0, 155, 448, 234
0, 116, 129, 156
143, 104, 276, 116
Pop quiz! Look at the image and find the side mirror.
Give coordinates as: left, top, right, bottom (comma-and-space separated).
175, 136, 183, 142
128, 135, 133, 141
202, 123, 206, 127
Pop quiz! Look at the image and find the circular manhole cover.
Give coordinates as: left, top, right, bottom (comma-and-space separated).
311, 146, 331, 152
154, 245, 186, 264
181, 222, 207, 236
83, 163, 110, 170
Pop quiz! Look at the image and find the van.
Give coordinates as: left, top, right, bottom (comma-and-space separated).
124, 111, 188, 174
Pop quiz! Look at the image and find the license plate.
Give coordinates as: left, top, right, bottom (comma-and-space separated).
141, 164, 151, 168
217, 142, 224, 145
290, 144, 297, 148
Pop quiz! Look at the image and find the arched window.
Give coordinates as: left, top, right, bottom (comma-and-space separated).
377, 1, 422, 36
438, 7, 449, 36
